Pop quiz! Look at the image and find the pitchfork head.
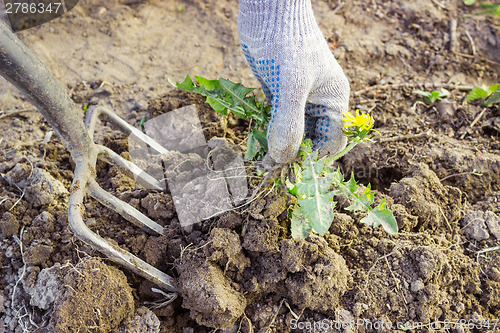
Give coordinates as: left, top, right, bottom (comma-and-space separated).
68, 105, 177, 293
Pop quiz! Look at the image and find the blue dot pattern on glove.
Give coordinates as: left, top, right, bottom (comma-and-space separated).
241, 44, 281, 134
305, 104, 332, 149
243, 44, 333, 151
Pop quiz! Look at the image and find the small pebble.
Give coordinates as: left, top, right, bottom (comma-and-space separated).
0, 293, 5, 312
411, 279, 425, 292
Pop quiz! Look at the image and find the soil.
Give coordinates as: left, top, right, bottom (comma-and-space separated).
0, 0, 499, 332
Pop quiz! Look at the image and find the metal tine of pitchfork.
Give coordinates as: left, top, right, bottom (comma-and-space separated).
84, 105, 169, 236
69, 105, 178, 292
0, 22, 177, 292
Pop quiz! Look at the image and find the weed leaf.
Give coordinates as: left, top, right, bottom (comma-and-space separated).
291, 207, 313, 239
251, 128, 268, 151
430, 91, 441, 103
485, 92, 500, 106
175, 74, 196, 91
487, 83, 500, 95
478, 3, 500, 15
334, 171, 373, 211
331, 168, 398, 233
219, 78, 263, 121
361, 199, 398, 234
290, 157, 338, 237
244, 132, 259, 161
298, 193, 336, 235
466, 87, 488, 102
175, 75, 271, 160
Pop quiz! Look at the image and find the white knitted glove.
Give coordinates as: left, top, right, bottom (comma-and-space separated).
238, 0, 350, 164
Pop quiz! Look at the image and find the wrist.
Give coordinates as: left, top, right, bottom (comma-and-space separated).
238, 0, 319, 40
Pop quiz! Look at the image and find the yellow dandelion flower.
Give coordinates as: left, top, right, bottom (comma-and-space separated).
341, 109, 375, 131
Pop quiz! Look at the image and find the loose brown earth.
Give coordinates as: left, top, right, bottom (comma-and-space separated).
0, 0, 499, 332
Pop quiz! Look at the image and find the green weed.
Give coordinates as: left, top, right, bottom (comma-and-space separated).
139, 114, 148, 127
413, 89, 449, 105
286, 111, 397, 239
173, 75, 270, 160
173, 76, 397, 238
466, 83, 500, 107
462, 0, 500, 16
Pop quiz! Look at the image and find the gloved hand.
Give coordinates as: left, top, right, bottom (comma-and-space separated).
238, 0, 350, 164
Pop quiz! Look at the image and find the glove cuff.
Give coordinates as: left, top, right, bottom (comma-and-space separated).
238, 0, 319, 41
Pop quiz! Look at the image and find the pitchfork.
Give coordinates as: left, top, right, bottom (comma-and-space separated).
0, 22, 177, 292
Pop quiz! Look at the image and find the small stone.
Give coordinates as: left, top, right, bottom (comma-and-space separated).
4, 163, 31, 188
30, 263, 64, 310
454, 302, 465, 313
24, 168, 68, 207
487, 35, 497, 46
337, 309, 354, 325
489, 267, 500, 282
436, 100, 455, 123
484, 211, 500, 239
462, 211, 490, 241
483, 117, 500, 133
411, 279, 425, 292
0, 293, 5, 313
92, 6, 107, 18
32, 212, 56, 232
0, 161, 14, 173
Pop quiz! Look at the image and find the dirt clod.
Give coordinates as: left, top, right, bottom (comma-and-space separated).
24, 168, 68, 207
390, 163, 462, 231
176, 252, 247, 330
215, 211, 243, 229
281, 235, 351, 312
485, 212, 500, 239
0, 211, 20, 237
119, 307, 160, 333
51, 258, 134, 333
3, 162, 32, 188
243, 218, 280, 252
1, 0, 499, 331
24, 242, 54, 266
206, 228, 250, 273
